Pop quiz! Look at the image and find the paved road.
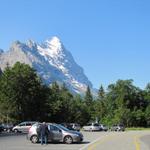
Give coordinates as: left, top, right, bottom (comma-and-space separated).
84, 131, 150, 150
140, 134, 150, 150
0, 131, 150, 150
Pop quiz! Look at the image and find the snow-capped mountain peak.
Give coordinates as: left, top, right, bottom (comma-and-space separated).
27, 39, 37, 48
45, 36, 63, 56
0, 37, 94, 94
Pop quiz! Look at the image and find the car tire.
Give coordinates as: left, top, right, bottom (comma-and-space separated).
89, 128, 92, 132
7, 129, 11, 133
14, 129, 18, 133
64, 135, 73, 144
31, 135, 38, 144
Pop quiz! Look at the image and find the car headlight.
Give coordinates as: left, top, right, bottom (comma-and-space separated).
74, 133, 80, 137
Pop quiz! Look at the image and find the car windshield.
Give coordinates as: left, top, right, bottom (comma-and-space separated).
94, 123, 99, 126
57, 125, 70, 131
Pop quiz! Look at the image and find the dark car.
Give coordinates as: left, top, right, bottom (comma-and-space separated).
111, 124, 125, 131
0, 124, 4, 133
2, 123, 14, 132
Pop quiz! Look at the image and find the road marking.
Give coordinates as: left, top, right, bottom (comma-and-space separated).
79, 133, 117, 150
134, 136, 140, 150
79, 134, 109, 150
88, 134, 116, 150
80, 132, 143, 150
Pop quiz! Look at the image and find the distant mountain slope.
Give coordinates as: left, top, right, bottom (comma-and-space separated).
0, 36, 94, 94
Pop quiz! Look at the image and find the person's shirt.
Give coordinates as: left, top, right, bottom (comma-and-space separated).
40, 124, 48, 135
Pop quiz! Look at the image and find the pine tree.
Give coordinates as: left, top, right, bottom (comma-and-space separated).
98, 85, 105, 100
0, 62, 48, 122
84, 86, 93, 106
0, 68, 2, 75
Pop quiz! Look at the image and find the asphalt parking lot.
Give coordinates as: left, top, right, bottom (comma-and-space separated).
0, 131, 150, 150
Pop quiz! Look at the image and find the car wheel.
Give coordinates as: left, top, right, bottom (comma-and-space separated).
31, 135, 38, 144
14, 129, 18, 133
64, 136, 73, 144
7, 129, 11, 133
89, 128, 92, 132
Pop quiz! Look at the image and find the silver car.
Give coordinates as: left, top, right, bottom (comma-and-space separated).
12, 121, 38, 133
83, 123, 100, 131
111, 124, 125, 131
99, 124, 108, 131
27, 123, 83, 144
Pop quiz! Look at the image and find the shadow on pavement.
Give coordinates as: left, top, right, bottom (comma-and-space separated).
0, 132, 26, 137
35, 141, 90, 145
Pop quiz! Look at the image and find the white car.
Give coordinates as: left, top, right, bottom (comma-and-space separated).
99, 124, 108, 131
83, 123, 100, 131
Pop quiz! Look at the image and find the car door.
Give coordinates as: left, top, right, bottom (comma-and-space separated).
25, 122, 32, 133
50, 125, 62, 141
93, 123, 100, 131
18, 122, 26, 132
84, 123, 91, 131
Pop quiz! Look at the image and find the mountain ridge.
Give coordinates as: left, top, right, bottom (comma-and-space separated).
0, 36, 94, 94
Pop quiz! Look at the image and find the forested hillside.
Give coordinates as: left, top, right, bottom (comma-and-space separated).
0, 62, 150, 127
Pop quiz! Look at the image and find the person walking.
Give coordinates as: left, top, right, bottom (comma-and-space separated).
39, 122, 49, 145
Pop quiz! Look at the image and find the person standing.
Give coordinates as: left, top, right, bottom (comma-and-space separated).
39, 122, 49, 145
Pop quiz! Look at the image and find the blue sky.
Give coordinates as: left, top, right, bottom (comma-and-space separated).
0, 0, 150, 89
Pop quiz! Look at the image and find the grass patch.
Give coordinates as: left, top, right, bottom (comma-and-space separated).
126, 127, 150, 131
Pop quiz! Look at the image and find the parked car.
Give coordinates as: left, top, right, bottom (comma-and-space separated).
12, 121, 38, 133
83, 123, 100, 131
61, 123, 81, 131
111, 124, 125, 131
2, 123, 14, 132
69, 123, 81, 131
0, 124, 4, 133
99, 124, 108, 131
27, 123, 83, 144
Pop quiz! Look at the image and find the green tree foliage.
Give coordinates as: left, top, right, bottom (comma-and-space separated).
46, 82, 75, 123
0, 68, 2, 76
0, 62, 48, 122
71, 95, 90, 126
98, 85, 105, 100
145, 105, 150, 126
95, 80, 149, 127
84, 86, 94, 120
0, 63, 150, 127
84, 86, 93, 106
92, 85, 106, 123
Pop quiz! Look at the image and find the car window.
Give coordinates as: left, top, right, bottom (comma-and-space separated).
26, 123, 32, 126
94, 123, 99, 126
50, 125, 60, 131
31, 122, 36, 125
57, 125, 69, 131
19, 123, 26, 126
87, 123, 91, 126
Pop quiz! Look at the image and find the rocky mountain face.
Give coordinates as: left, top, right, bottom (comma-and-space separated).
0, 36, 94, 94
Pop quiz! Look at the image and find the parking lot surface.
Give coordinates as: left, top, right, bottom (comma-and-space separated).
0, 131, 150, 150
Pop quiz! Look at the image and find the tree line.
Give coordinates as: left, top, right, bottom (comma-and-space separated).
0, 62, 150, 127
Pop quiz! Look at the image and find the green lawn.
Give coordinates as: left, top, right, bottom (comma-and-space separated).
126, 127, 150, 131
